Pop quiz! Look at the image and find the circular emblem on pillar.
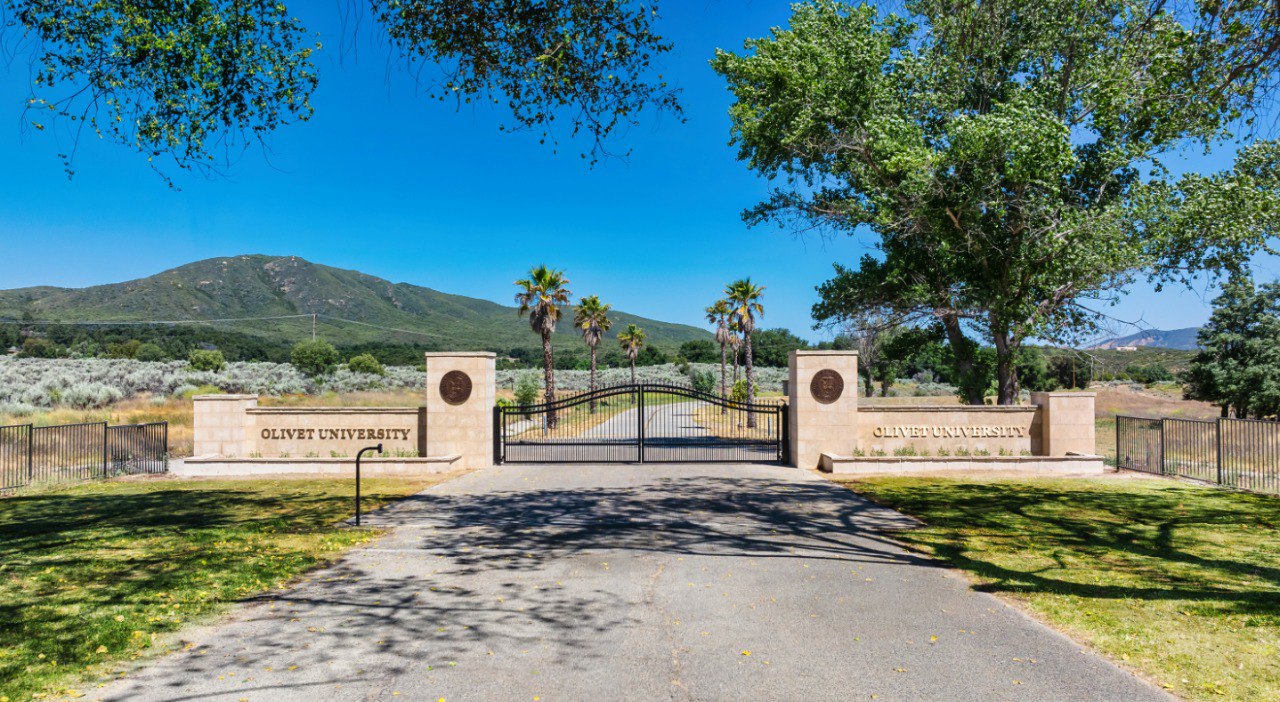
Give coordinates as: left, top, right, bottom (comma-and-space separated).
439, 370, 473, 405
810, 369, 844, 404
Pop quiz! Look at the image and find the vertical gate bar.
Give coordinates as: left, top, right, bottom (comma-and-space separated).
102, 422, 108, 478
26, 423, 33, 483
636, 385, 644, 463
781, 405, 788, 463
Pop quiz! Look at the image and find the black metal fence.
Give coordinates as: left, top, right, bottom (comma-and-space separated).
1116, 415, 1280, 494
0, 421, 168, 490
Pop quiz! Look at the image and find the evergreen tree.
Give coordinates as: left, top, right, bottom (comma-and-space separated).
1185, 276, 1280, 418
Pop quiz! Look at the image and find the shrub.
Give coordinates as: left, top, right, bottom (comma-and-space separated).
1049, 355, 1092, 389
514, 373, 541, 407
730, 379, 749, 403
290, 340, 340, 377
19, 338, 62, 358
188, 349, 226, 372
690, 369, 716, 395
106, 340, 142, 359
135, 343, 166, 362
347, 353, 385, 376
1126, 363, 1174, 385
178, 384, 224, 399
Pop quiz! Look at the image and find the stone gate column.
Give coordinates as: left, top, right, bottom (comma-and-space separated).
423, 352, 496, 469
788, 350, 859, 469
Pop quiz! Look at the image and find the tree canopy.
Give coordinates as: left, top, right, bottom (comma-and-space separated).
712, 0, 1280, 404
6, 0, 682, 178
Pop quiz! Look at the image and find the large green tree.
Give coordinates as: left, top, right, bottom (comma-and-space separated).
713, 0, 1280, 405
1185, 275, 1280, 418
6, 0, 682, 178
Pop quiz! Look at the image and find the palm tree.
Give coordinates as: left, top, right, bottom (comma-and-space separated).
573, 295, 612, 413
514, 265, 571, 429
617, 324, 646, 385
706, 299, 731, 406
728, 320, 743, 386
725, 278, 766, 427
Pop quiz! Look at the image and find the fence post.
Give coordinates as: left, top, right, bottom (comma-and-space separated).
26, 423, 33, 482
1115, 416, 1121, 470
102, 422, 109, 478
492, 406, 501, 465
1159, 419, 1168, 475
1216, 417, 1224, 486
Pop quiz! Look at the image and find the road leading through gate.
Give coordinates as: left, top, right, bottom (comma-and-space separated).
495, 383, 786, 464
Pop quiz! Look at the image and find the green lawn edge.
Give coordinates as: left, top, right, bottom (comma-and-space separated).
833, 476, 1280, 702
0, 475, 458, 702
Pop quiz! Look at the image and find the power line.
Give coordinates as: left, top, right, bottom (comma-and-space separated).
0, 314, 314, 326
315, 314, 439, 341
0, 312, 443, 342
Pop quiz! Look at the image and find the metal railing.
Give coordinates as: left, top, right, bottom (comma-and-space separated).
0, 421, 168, 490
1116, 415, 1280, 495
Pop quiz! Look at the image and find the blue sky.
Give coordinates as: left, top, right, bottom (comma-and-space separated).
0, 1, 1273, 343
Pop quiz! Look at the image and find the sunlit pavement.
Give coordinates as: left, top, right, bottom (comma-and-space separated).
97, 463, 1169, 701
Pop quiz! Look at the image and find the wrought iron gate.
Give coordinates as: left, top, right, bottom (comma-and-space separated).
494, 383, 787, 464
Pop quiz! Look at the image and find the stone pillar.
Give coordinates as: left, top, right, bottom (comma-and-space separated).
423, 352, 496, 469
788, 350, 859, 469
192, 394, 258, 457
1030, 391, 1097, 456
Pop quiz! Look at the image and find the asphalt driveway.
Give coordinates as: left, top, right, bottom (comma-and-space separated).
97, 464, 1169, 701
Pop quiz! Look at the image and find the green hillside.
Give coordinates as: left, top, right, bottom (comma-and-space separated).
0, 255, 711, 353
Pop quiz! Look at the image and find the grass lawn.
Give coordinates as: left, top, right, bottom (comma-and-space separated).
0, 475, 455, 702
835, 476, 1280, 701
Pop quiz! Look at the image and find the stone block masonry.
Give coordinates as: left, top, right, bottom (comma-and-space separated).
423, 352, 496, 470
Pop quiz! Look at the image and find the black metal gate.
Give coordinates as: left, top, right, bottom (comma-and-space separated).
494, 383, 787, 464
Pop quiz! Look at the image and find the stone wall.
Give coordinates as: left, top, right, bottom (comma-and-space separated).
194, 399, 424, 458
788, 350, 859, 469
1031, 391, 1097, 456
423, 352, 495, 470
247, 407, 423, 457
192, 394, 258, 457
788, 350, 1100, 470
856, 406, 1040, 456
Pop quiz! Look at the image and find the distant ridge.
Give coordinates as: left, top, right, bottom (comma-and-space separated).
1088, 327, 1201, 351
0, 255, 711, 351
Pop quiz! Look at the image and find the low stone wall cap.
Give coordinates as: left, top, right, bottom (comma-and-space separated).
863, 405, 1036, 413
423, 351, 496, 358
790, 349, 859, 356
193, 394, 259, 400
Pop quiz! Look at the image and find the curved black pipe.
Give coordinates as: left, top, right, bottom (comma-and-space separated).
354, 443, 383, 526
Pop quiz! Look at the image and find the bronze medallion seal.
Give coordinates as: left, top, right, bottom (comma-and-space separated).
439, 370, 473, 405
810, 369, 844, 404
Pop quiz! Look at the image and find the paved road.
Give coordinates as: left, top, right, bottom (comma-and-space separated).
97, 464, 1169, 701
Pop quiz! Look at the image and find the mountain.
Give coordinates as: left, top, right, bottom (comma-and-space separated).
1088, 327, 1201, 351
0, 255, 711, 352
